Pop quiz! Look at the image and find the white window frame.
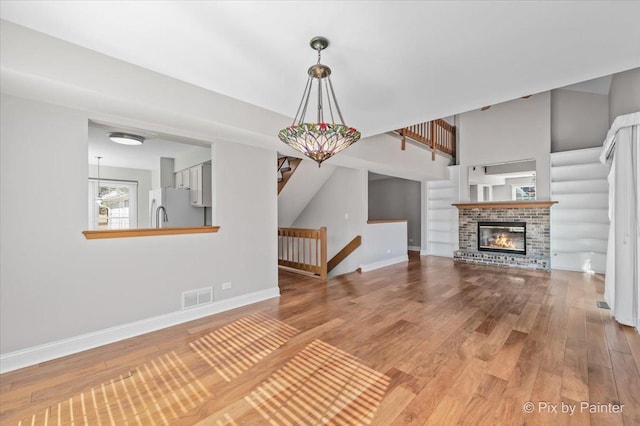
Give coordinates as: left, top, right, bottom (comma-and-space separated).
512, 184, 536, 201
88, 179, 138, 230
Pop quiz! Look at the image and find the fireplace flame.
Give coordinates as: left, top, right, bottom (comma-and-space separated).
490, 233, 515, 249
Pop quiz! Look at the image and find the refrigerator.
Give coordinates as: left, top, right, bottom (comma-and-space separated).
149, 188, 203, 228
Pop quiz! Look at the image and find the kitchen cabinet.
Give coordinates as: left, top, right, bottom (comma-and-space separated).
175, 162, 211, 207
175, 169, 190, 189
189, 163, 212, 207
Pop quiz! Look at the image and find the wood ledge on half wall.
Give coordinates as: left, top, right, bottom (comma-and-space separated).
367, 219, 408, 224
452, 201, 558, 209
83, 226, 220, 240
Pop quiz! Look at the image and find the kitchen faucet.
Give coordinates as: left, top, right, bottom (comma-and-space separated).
155, 205, 168, 228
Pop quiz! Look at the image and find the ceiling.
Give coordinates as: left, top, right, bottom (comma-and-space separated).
1, 2, 639, 138
88, 122, 210, 170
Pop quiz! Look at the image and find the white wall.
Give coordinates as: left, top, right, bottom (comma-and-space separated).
609, 68, 640, 124
336, 132, 451, 182
551, 89, 609, 152
361, 222, 408, 271
151, 168, 160, 190
491, 176, 537, 202
457, 92, 551, 201
0, 94, 278, 356
278, 160, 336, 227
292, 167, 368, 276
174, 146, 212, 172
368, 177, 421, 248
88, 164, 153, 228
159, 157, 174, 188
491, 184, 510, 201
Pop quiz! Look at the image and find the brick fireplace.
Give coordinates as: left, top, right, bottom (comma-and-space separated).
453, 201, 557, 270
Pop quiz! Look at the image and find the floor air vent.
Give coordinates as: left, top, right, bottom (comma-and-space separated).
596, 301, 610, 310
182, 287, 213, 309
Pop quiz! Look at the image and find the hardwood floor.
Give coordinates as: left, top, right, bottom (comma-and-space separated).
1, 254, 639, 425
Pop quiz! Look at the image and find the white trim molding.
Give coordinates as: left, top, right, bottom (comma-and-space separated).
0, 287, 280, 374
408, 245, 421, 252
360, 255, 408, 272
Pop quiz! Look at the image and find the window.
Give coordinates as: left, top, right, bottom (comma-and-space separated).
513, 185, 536, 201
88, 179, 138, 230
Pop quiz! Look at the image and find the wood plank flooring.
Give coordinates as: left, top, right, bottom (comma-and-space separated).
1, 254, 639, 425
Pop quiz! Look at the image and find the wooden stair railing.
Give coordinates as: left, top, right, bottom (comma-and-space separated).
396, 119, 456, 161
277, 157, 301, 194
278, 227, 327, 280
327, 235, 361, 273
277, 228, 362, 280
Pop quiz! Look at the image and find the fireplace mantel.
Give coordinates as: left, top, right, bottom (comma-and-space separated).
453, 201, 558, 209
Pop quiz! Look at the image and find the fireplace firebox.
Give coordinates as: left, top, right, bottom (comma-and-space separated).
477, 222, 526, 255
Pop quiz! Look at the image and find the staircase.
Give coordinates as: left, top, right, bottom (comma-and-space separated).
277, 156, 301, 194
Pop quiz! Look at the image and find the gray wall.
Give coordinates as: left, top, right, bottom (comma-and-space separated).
368, 176, 421, 248
610, 68, 640, 124
551, 89, 609, 152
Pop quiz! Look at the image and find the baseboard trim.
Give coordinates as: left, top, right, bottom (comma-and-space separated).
550, 265, 606, 274
420, 250, 455, 258
0, 287, 280, 374
408, 245, 421, 252
360, 255, 408, 272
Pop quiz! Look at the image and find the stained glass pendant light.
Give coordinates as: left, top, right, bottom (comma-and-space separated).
278, 36, 361, 167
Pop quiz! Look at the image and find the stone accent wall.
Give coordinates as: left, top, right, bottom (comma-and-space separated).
454, 207, 551, 270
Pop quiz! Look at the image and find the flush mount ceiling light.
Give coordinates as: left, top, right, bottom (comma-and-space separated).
278, 36, 361, 167
108, 132, 145, 146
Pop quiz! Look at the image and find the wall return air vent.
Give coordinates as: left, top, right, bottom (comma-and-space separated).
182, 287, 213, 309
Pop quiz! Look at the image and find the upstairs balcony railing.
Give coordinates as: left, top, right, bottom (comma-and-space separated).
396, 119, 456, 161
